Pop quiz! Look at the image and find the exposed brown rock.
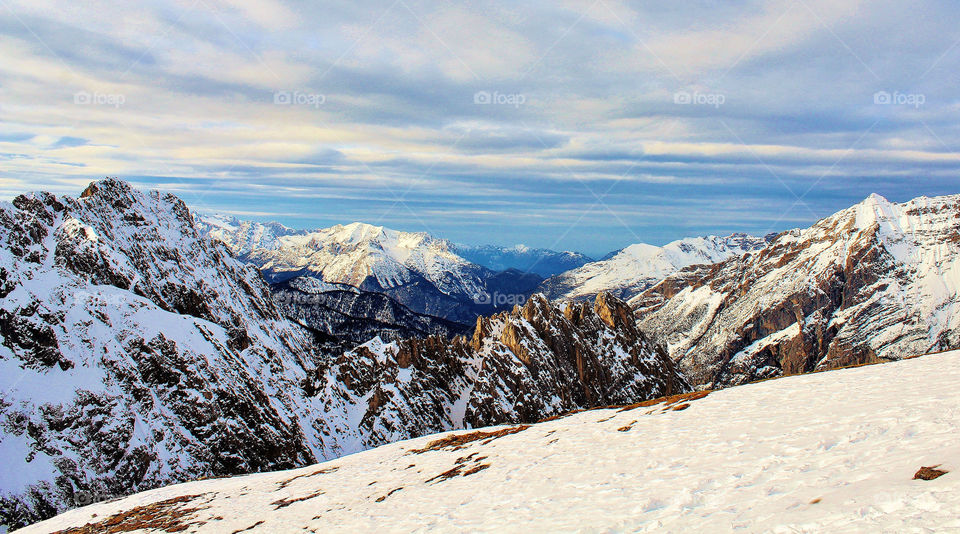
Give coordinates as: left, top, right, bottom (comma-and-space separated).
375, 488, 403, 502
270, 490, 325, 509
50, 494, 207, 534
410, 425, 530, 453
276, 467, 340, 490
914, 466, 948, 481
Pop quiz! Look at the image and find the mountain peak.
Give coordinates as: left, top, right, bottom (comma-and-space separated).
341, 221, 385, 233
636, 192, 960, 388
79, 177, 134, 200
333, 221, 389, 243
863, 192, 890, 204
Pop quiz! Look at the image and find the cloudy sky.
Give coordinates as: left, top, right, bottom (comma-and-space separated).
1, 0, 958, 256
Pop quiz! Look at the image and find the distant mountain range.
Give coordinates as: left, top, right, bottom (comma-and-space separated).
451, 243, 592, 277
538, 234, 772, 302
195, 215, 778, 324
196, 215, 544, 324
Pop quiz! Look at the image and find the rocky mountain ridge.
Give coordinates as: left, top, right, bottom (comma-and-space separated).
0, 179, 327, 529
633, 193, 960, 388
311, 292, 689, 459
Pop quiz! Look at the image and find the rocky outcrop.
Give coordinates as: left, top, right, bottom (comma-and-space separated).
633, 194, 960, 389
311, 293, 689, 458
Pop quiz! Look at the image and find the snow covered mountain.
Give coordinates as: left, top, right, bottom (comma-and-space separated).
27, 350, 960, 533
452, 243, 592, 277
194, 213, 302, 256
198, 216, 485, 293
634, 193, 960, 388
195, 216, 541, 324
0, 179, 688, 531
539, 233, 770, 302
0, 179, 326, 529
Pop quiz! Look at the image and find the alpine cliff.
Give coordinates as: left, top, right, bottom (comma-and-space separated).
310, 292, 689, 459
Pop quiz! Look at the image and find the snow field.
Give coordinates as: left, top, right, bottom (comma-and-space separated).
26, 350, 960, 533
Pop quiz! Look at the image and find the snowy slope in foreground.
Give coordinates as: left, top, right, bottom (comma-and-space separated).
27, 351, 960, 533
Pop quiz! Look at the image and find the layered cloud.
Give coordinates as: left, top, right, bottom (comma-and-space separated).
1, 0, 958, 255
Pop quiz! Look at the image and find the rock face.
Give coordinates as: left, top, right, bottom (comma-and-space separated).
271, 276, 471, 348
633, 194, 960, 389
0, 180, 327, 529
195, 215, 543, 324
312, 293, 689, 459
539, 234, 770, 302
